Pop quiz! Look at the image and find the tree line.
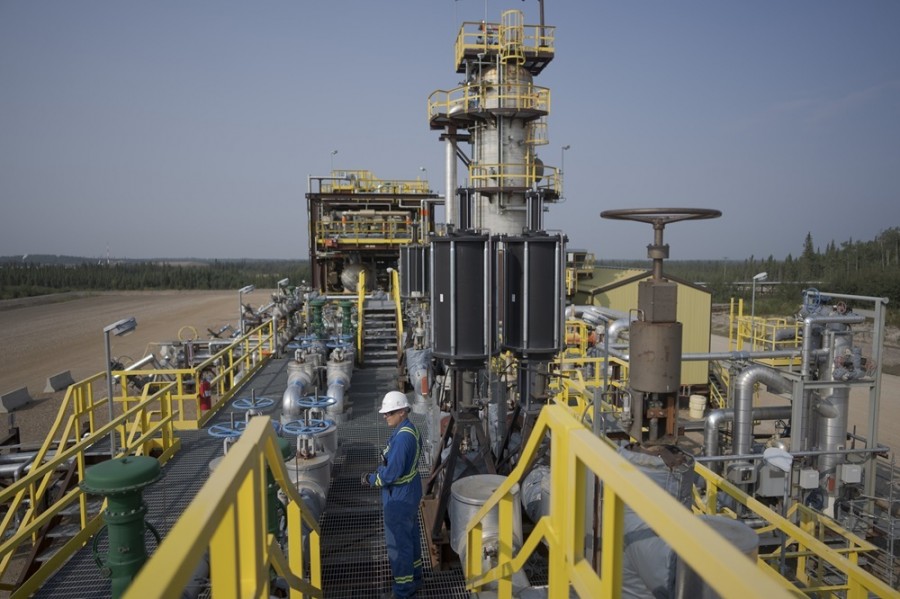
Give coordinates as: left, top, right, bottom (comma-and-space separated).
0, 259, 311, 300
602, 227, 900, 324
3, 228, 898, 322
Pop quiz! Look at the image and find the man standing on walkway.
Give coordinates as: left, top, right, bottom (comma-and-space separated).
362, 391, 424, 599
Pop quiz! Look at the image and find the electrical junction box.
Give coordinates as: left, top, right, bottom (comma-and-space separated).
839, 463, 863, 484
799, 468, 819, 490
757, 464, 787, 497
725, 461, 757, 486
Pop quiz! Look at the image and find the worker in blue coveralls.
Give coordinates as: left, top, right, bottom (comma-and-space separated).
362, 390, 424, 599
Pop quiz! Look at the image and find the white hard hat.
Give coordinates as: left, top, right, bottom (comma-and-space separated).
379, 390, 410, 414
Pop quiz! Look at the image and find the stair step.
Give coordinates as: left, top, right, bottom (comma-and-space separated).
46, 521, 82, 539
35, 537, 68, 563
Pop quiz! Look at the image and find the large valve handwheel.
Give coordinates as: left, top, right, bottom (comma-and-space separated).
600, 208, 721, 277
600, 207, 722, 227
296, 395, 336, 409
282, 418, 330, 437
233, 396, 276, 411
207, 421, 247, 438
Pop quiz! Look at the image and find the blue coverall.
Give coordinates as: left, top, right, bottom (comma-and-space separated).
366, 417, 423, 598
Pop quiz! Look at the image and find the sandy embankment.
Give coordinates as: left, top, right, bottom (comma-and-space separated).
0, 291, 250, 445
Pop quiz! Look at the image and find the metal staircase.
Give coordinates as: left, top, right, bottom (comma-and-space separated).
362, 299, 399, 367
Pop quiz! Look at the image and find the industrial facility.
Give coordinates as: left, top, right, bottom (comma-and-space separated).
1, 7, 897, 599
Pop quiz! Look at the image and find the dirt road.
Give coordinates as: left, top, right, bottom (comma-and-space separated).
0, 291, 248, 445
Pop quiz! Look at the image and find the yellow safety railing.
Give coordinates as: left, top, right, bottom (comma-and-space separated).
322, 169, 430, 194
469, 160, 558, 193
125, 417, 323, 599
708, 359, 730, 409
357, 270, 366, 363
453, 19, 555, 70
315, 218, 415, 247
389, 268, 404, 363
117, 320, 275, 430
728, 298, 803, 369
0, 379, 180, 596
693, 465, 895, 597
427, 83, 552, 122
464, 404, 797, 598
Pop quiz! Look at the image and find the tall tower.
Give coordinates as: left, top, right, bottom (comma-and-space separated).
428, 9, 558, 235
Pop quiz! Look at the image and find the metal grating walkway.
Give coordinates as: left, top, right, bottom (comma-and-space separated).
36, 357, 468, 598
320, 365, 468, 599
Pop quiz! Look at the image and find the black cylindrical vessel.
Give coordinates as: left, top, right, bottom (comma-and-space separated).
499, 232, 565, 357
431, 231, 495, 365
399, 244, 429, 298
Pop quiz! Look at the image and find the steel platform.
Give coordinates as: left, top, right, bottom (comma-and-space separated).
36, 356, 468, 598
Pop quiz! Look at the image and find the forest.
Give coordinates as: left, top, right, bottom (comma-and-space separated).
2, 227, 898, 323
0, 258, 311, 299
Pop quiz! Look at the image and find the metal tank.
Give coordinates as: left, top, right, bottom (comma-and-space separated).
430, 231, 495, 365
340, 263, 371, 293
629, 318, 683, 394
449, 474, 523, 558
499, 232, 565, 358
399, 244, 429, 298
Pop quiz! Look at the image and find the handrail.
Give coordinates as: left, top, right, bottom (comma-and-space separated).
693, 464, 895, 597
357, 270, 366, 362
464, 405, 797, 598
117, 320, 275, 430
125, 417, 323, 599
453, 19, 555, 70
389, 268, 404, 363
0, 380, 180, 595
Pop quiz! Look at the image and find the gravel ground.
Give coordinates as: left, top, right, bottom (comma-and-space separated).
0, 290, 249, 446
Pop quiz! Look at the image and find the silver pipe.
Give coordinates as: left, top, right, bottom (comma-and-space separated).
606, 317, 632, 343
734, 366, 791, 456
445, 134, 456, 227
696, 444, 887, 463
817, 331, 851, 474
703, 405, 793, 470
801, 313, 864, 376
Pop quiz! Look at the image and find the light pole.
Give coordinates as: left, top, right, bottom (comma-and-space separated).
239, 285, 255, 333
330, 149, 338, 173
560, 145, 570, 198
104, 317, 137, 459
751, 271, 768, 330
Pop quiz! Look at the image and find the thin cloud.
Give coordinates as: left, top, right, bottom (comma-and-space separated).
805, 79, 900, 124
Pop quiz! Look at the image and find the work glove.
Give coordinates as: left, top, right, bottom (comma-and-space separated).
361, 473, 371, 487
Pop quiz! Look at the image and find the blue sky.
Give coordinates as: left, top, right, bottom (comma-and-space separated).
1, 1, 898, 261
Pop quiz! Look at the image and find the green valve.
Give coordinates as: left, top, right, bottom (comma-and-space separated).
309, 298, 327, 338
339, 300, 355, 338
81, 456, 162, 599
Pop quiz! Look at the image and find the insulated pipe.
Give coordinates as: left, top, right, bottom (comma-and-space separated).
606, 317, 633, 344
800, 314, 864, 376
817, 331, 852, 475
325, 355, 352, 420
326, 382, 345, 419
565, 305, 629, 322
704, 405, 793, 470
446, 132, 457, 227
733, 365, 791, 457
798, 312, 865, 455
